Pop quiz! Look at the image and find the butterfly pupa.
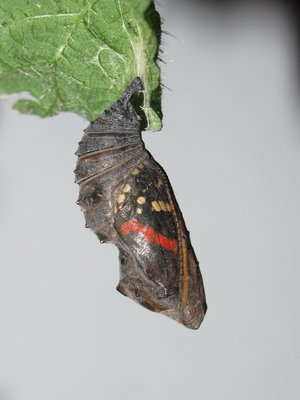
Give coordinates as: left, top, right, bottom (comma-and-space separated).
75, 78, 207, 329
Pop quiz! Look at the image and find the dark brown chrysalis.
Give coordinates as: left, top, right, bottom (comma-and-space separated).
75, 78, 207, 329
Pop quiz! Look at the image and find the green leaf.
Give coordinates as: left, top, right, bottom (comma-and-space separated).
0, 0, 162, 131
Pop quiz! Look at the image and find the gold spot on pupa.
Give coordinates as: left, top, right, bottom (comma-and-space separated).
155, 180, 163, 188
137, 162, 145, 169
117, 193, 125, 204
137, 207, 142, 215
123, 184, 131, 193
159, 200, 167, 211
137, 196, 146, 205
151, 200, 171, 212
151, 200, 161, 212
132, 168, 139, 175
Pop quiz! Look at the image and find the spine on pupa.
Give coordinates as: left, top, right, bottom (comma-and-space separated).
74, 78, 146, 243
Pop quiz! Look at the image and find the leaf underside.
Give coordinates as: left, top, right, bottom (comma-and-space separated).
0, 0, 162, 131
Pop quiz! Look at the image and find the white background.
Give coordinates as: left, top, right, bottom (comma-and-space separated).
1, 1, 299, 399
